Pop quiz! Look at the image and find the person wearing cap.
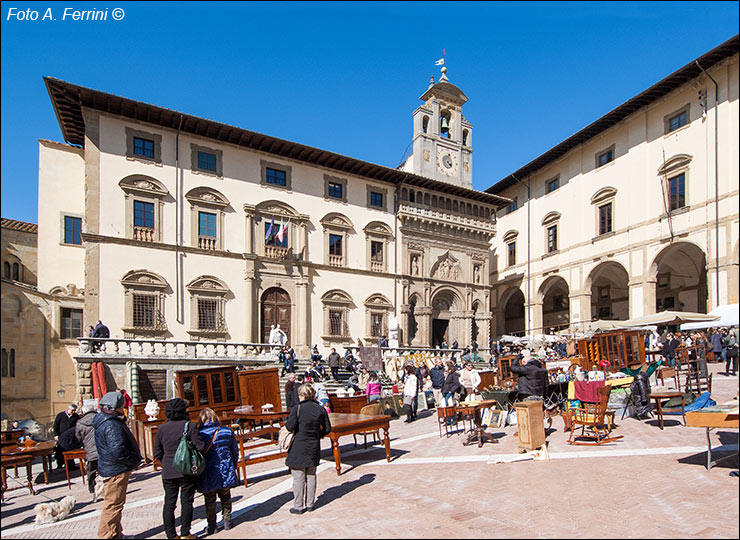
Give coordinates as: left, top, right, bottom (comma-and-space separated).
153, 398, 206, 540
76, 402, 102, 501
510, 349, 547, 400
53, 403, 79, 468
93, 391, 142, 539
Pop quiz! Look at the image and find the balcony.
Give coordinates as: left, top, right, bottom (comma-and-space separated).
133, 226, 155, 242
397, 203, 497, 233
370, 260, 384, 272
198, 236, 217, 250
265, 245, 289, 259
328, 254, 344, 267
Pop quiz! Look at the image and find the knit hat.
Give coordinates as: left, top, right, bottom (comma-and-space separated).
99, 391, 124, 410
165, 398, 189, 420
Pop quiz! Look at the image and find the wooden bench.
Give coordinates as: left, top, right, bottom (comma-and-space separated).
236, 433, 287, 488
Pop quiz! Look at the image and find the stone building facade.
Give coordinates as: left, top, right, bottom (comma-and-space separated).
487, 36, 739, 335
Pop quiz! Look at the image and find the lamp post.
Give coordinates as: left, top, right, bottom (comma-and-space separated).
510, 174, 531, 337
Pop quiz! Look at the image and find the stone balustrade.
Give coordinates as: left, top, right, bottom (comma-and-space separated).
77, 337, 277, 361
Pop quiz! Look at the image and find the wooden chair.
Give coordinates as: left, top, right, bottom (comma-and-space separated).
353, 402, 383, 449
568, 386, 624, 446
63, 448, 87, 489
657, 366, 679, 389
436, 406, 459, 437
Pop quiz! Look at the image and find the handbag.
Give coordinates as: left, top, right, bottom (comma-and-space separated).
278, 404, 300, 452
173, 421, 206, 476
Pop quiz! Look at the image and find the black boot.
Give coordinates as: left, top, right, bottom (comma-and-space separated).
404, 405, 413, 423
206, 516, 217, 535
223, 518, 232, 530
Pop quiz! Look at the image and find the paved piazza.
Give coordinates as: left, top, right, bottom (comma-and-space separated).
2, 363, 738, 539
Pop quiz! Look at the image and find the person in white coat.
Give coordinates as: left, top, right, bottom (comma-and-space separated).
402, 365, 418, 423
459, 361, 482, 400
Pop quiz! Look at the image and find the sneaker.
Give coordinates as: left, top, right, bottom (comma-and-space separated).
289, 508, 305, 515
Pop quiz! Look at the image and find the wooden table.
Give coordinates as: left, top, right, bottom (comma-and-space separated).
327, 413, 391, 476
1, 441, 56, 484
1, 429, 24, 447
649, 390, 686, 429
1, 454, 35, 499
232, 409, 291, 442
455, 399, 500, 448
686, 407, 739, 470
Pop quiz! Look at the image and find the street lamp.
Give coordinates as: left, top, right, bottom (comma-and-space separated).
510, 174, 532, 338
56, 381, 76, 399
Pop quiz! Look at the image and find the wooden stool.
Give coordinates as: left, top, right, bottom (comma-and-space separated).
63, 449, 87, 489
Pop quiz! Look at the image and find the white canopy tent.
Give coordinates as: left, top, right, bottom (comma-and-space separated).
615, 310, 719, 329
680, 304, 739, 330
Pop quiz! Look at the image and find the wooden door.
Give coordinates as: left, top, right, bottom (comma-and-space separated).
261, 287, 292, 344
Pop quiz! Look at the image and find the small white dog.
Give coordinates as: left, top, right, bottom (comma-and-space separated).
34, 495, 76, 526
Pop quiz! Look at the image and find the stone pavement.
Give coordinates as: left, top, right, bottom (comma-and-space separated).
2, 363, 738, 539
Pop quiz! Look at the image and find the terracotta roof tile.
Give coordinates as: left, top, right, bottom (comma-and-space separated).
1, 218, 38, 233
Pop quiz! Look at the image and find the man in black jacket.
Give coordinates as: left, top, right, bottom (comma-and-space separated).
154, 398, 206, 540
430, 358, 446, 407
92, 320, 110, 352
53, 403, 79, 468
510, 349, 547, 400
93, 391, 142, 539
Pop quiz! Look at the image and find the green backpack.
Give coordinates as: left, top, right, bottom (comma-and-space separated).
173, 421, 205, 476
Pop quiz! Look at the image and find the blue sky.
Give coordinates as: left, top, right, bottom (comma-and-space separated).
1, 1, 737, 224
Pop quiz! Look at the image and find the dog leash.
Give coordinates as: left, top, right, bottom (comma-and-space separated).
5, 474, 67, 504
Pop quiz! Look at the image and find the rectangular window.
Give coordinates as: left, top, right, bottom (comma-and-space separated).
329, 309, 344, 336
1, 349, 7, 378
265, 167, 287, 186
329, 234, 343, 256
64, 216, 82, 245
265, 222, 288, 247
668, 173, 686, 211
370, 191, 384, 208
668, 111, 687, 133
133, 200, 155, 229
133, 136, 155, 158
61, 308, 82, 339
597, 148, 614, 168
507, 242, 516, 267
546, 178, 559, 193
133, 294, 156, 327
598, 203, 613, 235
371, 241, 383, 262
370, 313, 384, 337
197, 151, 217, 172
198, 211, 217, 237
547, 225, 558, 253
507, 197, 518, 214
327, 182, 343, 199
197, 298, 218, 330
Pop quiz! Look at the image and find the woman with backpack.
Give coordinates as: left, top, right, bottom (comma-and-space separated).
197, 408, 239, 535
153, 398, 206, 540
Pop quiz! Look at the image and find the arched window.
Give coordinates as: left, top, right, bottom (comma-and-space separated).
12, 263, 20, 281
321, 290, 353, 340
121, 270, 169, 338
187, 276, 231, 339
422, 116, 429, 134
3, 261, 9, 279
409, 191, 415, 203
462, 129, 469, 146
440, 110, 451, 138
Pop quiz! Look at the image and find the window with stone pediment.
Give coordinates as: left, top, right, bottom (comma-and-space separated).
185, 187, 229, 251
591, 187, 617, 238
119, 175, 170, 243
364, 221, 392, 272
657, 154, 692, 213
187, 276, 230, 340
321, 213, 353, 267
121, 269, 169, 338
321, 289, 353, 342
541, 212, 561, 255
364, 293, 392, 341
248, 201, 307, 260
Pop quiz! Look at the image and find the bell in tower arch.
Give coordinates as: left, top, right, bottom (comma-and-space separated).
440, 113, 450, 138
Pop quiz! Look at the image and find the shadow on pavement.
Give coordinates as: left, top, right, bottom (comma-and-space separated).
312, 473, 375, 510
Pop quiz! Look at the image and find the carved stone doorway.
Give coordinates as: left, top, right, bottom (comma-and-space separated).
261, 287, 292, 345
432, 319, 450, 347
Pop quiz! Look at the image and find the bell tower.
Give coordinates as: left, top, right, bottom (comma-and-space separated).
399, 66, 473, 188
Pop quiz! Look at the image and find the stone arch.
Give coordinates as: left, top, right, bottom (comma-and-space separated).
650, 241, 708, 313
498, 286, 525, 336
255, 200, 302, 219
657, 153, 693, 176
121, 269, 169, 290
538, 275, 570, 333
320, 212, 354, 231
118, 174, 170, 197
184, 186, 230, 208
585, 261, 630, 321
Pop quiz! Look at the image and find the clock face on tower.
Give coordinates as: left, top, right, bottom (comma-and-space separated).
437, 148, 459, 176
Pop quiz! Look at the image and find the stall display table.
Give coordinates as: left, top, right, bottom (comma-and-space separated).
1, 441, 55, 484
686, 406, 739, 470
649, 390, 686, 429
454, 399, 500, 448
1, 454, 35, 499
231, 409, 291, 442
327, 413, 391, 475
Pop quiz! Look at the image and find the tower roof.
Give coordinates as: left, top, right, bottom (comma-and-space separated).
420, 67, 467, 104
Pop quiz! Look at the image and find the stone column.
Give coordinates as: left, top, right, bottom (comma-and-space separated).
632, 278, 656, 318
476, 312, 493, 350
245, 214, 254, 254
295, 278, 310, 352
399, 304, 410, 346
244, 277, 255, 343
414, 306, 433, 347
299, 223, 308, 261
530, 299, 544, 335
569, 290, 592, 332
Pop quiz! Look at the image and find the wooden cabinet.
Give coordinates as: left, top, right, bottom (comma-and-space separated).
328, 393, 367, 414
478, 370, 496, 390
237, 367, 280, 410
577, 330, 645, 371
515, 400, 545, 451
177, 367, 239, 410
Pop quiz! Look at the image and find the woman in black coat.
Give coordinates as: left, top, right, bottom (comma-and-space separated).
153, 398, 206, 539
284, 383, 331, 514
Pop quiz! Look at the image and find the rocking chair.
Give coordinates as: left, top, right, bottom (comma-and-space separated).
567, 386, 623, 446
